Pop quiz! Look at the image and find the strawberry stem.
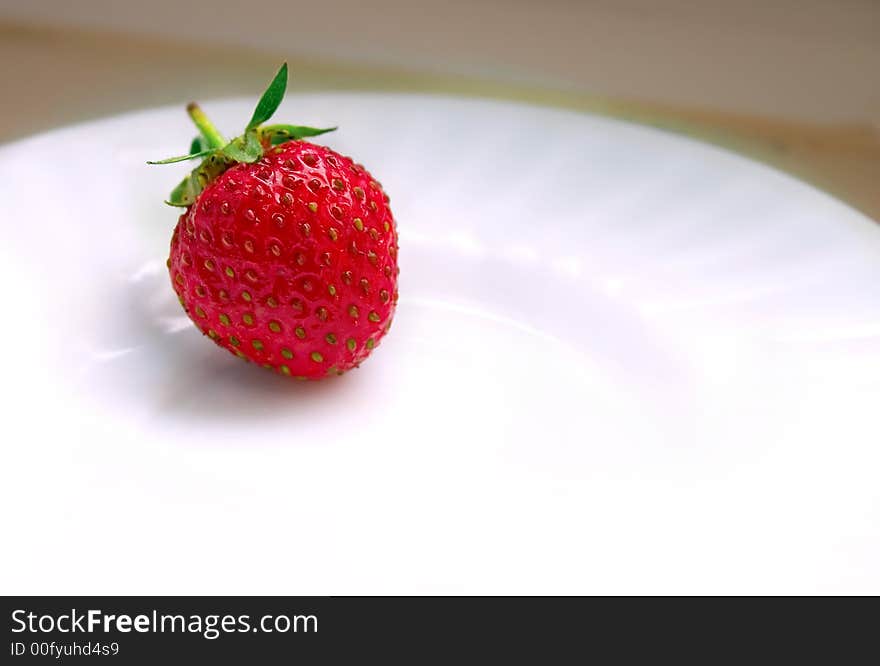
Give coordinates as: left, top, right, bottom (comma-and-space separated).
186, 102, 226, 149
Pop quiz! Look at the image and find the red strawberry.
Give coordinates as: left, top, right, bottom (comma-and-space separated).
151, 64, 398, 379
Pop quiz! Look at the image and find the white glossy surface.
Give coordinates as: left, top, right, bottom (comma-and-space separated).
1, 94, 879, 594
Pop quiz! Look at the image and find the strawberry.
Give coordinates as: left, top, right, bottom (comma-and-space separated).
151, 64, 398, 379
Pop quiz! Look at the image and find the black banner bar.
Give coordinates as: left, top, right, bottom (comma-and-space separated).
1, 596, 874, 663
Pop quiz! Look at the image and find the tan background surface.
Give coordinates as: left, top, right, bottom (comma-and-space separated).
1, 0, 878, 220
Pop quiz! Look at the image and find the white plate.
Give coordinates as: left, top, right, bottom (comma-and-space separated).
1, 94, 879, 594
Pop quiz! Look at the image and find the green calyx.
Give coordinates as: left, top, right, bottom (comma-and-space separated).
148, 63, 337, 207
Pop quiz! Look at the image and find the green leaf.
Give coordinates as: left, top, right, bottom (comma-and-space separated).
156, 64, 341, 208
190, 135, 207, 154
222, 130, 262, 163
165, 152, 235, 207
165, 176, 196, 206
261, 124, 337, 146
147, 148, 215, 165
247, 62, 288, 130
